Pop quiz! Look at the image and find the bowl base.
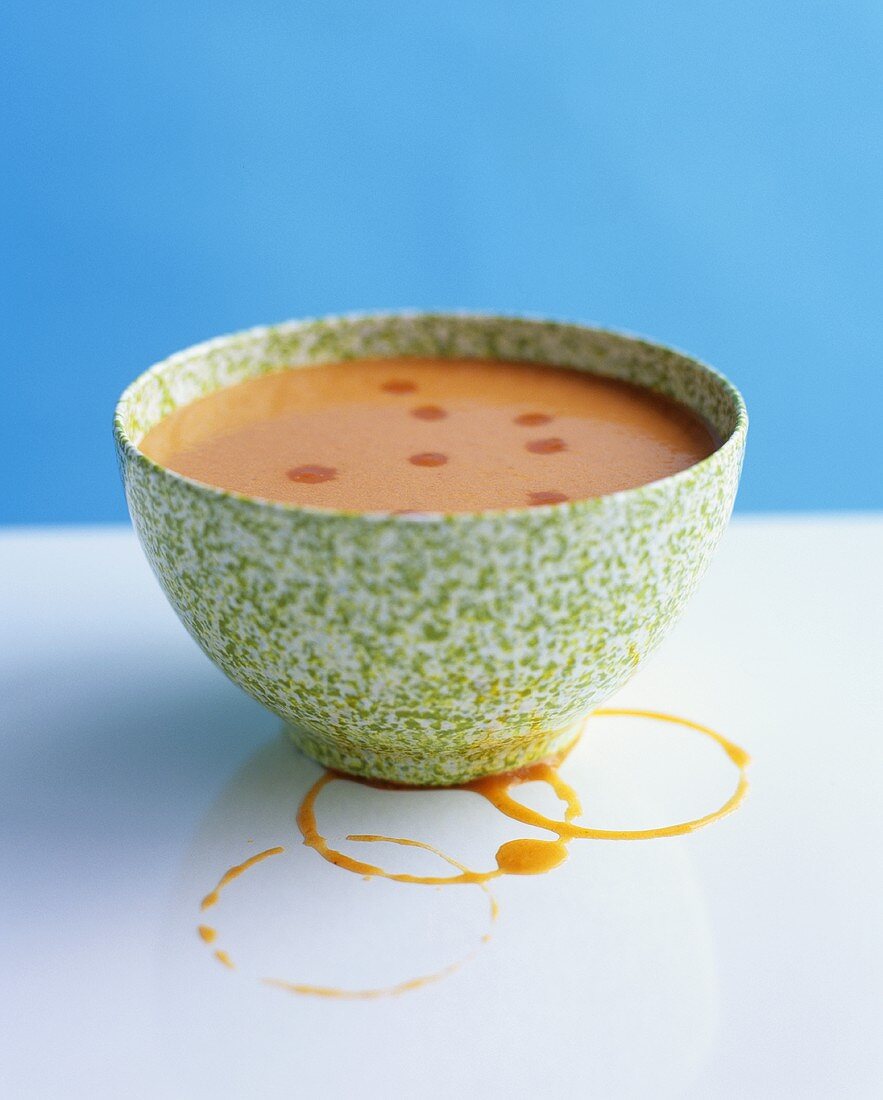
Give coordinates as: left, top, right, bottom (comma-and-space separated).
283, 715, 588, 787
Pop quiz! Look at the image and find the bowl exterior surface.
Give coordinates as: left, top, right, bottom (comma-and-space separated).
116, 314, 746, 784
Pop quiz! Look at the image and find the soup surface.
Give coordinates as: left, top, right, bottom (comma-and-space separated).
139, 357, 718, 512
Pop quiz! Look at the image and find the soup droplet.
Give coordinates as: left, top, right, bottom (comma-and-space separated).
411, 405, 447, 420
525, 437, 566, 454
381, 379, 417, 394
495, 838, 569, 875
527, 490, 569, 506
514, 412, 553, 427
409, 452, 448, 467
287, 464, 337, 484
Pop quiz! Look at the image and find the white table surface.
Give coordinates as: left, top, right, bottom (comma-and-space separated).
2, 516, 881, 1099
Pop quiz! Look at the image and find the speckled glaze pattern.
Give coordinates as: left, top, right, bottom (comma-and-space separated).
115, 313, 747, 785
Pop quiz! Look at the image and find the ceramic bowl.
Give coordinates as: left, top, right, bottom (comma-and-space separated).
115, 312, 747, 785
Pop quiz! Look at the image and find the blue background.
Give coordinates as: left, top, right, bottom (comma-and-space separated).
2, 1, 881, 523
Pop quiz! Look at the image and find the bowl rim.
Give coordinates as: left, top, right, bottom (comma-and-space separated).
114, 310, 748, 523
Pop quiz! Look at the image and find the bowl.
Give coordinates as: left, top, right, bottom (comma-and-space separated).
114, 312, 747, 785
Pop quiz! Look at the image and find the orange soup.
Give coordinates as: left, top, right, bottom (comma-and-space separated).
140, 358, 717, 512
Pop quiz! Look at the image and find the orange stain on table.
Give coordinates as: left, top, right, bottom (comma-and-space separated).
295, 709, 749, 887
197, 710, 750, 997
266, 838, 499, 1000
263, 955, 472, 1001
200, 846, 285, 911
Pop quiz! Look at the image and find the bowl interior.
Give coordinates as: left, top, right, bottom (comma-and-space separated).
116, 313, 746, 486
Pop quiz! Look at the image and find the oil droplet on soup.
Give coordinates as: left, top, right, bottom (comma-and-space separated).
286, 464, 337, 484
527, 490, 569, 506
411, 405, 447, 420
409, 452, 448, 467
525, 437, 567, 455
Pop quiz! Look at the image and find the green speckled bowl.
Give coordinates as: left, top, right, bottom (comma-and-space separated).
115, 312, 747, 785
